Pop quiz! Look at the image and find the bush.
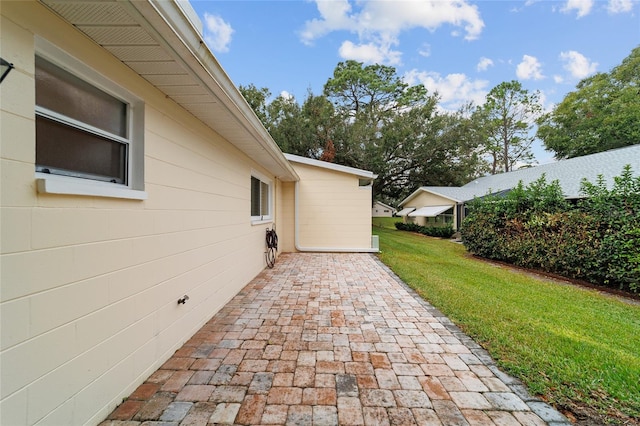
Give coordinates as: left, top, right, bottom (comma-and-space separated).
395, 221, 456, 239
460, 168, 640, 294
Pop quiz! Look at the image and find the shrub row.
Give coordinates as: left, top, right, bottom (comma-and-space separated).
395, 221, 456, 239
460, 166, 640, 294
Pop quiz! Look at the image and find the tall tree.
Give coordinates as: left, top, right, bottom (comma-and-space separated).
477, 81, 542, 174
537, 46, 640, 159
239, 84, 271, 126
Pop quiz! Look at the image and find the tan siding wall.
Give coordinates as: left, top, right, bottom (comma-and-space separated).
1, 3, 274, 425
293, 163, 372, 250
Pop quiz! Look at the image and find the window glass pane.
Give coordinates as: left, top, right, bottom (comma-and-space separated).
251, 176, 261, 216
36, 116, 126, 183
261, 181, 269, 216
36, 56, 127, 137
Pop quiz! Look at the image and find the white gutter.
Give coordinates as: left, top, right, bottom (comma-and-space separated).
293, 181, 379, 253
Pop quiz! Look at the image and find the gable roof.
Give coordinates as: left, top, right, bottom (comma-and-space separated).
284, 154, 377, 180
41, 0, 299, 182
400, 145, 640, 206
373, 201, 395, 211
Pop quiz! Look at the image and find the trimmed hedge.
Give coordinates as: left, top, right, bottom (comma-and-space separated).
395, 221, 456, 239
460, 166, 640, 294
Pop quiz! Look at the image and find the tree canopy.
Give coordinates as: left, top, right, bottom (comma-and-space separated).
240, 46, 638, 205
537, 46, 640, 159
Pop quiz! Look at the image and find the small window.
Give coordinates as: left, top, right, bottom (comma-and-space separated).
251, 175, 271, 220
35, 57, 130, 184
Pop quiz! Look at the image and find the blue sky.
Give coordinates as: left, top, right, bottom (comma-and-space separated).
189, 0, 639, 163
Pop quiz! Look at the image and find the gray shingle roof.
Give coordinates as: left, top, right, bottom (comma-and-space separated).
402, 145, 640, 205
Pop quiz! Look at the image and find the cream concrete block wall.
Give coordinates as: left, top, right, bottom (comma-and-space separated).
277, 181, 296, 252
1, 3, 276, 425
403, 192, 456, 227
293, 163, 372, 250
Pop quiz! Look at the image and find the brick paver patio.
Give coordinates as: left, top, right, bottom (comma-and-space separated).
101, 253, 570, 425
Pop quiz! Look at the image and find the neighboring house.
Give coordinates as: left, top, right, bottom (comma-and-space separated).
371, 201, 396, 217
398, 145, 640, 230
0, 2, 375, 425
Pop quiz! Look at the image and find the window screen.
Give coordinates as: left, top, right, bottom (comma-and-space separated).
35, 56, 129, 183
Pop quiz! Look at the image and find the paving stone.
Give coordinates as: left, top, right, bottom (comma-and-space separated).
248, 372, 274, 394
387, 407, 417, 425
235, 394, 267, 425
175, 385, 214, 402
513, 411, 548, 426
266, 387, 303, 405
449, 392, 493, 410
528, 401, 571, 423
419, 376, 451, 400
159, 402, 193, 422
460, 409, 495, 425
360, 389, 396, 407
313, 405, 339, 426
108, 400, 144, 420
187, 371, 214, 385
161, 371, 194, 393
209, 402, 241, 424
209, 385, 246, 403
432, 400, 470, 426
393, 390, 432, 408
485, 392, 530, 411
337, 396, 365, 425
412, 408, 442, 425
337, 374, 359, 397
286, 405, 312, 425
398, 375, 422, 390
362, 407, 390, 426
179, 402, 217, 426
209, 365, 237, 385
261, 404, 289, 424
486, 410, 522, 426
130, 383, 160, 400
375, 369, 401, 390
134, 392, 175, 421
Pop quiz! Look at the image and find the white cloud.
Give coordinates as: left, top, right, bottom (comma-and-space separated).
553, 75, 564, 83
516, 55, 544, 80
560, 50, 598, 79
300, 0, 484, 65
404, 69, 489, 111
560, 0, 594, 17
477, 57, 494, 72
418, 43, 431, 58
608, 0, 634, 13
203, 13, 234, 53
338, 41, 402, 65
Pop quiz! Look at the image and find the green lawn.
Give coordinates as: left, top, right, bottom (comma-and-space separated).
372, 221, 640, 423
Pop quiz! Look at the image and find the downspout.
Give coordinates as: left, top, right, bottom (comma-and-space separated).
293, 181, 379, 253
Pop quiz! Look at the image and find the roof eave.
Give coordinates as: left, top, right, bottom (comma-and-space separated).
42, 0, 299, 182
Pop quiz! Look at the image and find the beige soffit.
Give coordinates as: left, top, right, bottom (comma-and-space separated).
40, 0, 299, 182
408, 205, 452, 217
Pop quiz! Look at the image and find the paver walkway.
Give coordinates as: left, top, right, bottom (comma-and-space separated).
101, 253, 570, 426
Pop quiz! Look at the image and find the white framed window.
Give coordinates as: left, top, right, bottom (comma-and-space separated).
34, 39, 146, 199
251, 172, 272, 222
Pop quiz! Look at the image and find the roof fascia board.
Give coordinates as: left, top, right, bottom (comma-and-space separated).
119, 0, 299, 181
398, 187, 462, 207
284, 154, 376, 179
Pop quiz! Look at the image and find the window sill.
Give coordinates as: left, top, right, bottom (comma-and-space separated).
36, 175, 147, 200
251, 218, 273, 226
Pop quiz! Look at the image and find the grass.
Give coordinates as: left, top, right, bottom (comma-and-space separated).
372, 218, 640, 423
